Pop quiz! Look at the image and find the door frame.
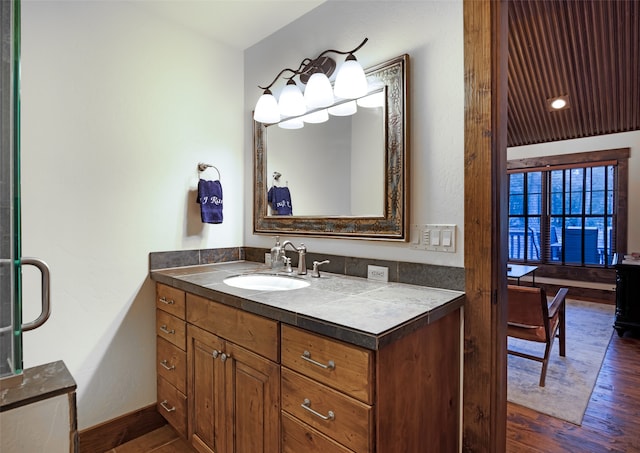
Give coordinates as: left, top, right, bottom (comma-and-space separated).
462, 0, 509, 451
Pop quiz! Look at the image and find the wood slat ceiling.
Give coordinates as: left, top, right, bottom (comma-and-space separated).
507, 0, 640, 148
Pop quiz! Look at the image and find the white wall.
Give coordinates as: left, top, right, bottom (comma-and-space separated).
508, 131, 640, 252
20, 2, 244, 429
244, 1, 465, 266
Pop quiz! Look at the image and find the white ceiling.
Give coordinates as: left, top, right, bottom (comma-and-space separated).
136, 0, 326, 50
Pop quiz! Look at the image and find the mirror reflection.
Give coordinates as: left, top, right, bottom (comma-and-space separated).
266, 99, 385, 217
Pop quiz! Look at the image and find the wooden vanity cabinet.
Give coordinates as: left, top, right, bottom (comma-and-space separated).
186, 293, 280, 453
155, 282, 461, 453
281, 309, 460, 453
155, 284, 187, 437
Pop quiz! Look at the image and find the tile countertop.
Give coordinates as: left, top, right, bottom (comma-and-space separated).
150, 261, 465, 350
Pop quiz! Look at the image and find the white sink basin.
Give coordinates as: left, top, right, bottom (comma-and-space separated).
223, 274, 310, 291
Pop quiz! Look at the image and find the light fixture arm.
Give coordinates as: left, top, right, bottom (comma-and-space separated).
256, 38, 368, 91
313, 37, 368, 60
258, 58, 313, 91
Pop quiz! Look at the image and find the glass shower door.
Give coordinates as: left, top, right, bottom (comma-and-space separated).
1, 0, 51, 381
1, 0, 23, 379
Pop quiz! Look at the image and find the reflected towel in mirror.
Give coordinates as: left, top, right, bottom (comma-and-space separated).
267, 186, 293, 215
197, 179, 223, 224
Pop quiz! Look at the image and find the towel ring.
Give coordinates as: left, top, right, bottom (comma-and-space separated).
272, 171, 288, 186
198, 163, 221, 180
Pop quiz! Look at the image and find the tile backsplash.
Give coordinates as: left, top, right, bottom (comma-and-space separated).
149, 247, 464, 291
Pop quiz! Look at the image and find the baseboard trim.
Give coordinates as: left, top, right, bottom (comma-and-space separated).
78, 404, 165, 452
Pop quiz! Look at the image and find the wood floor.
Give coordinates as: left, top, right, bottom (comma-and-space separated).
113, 331, 640, 453
507, 330, 640, 452
108, 425, 194, 453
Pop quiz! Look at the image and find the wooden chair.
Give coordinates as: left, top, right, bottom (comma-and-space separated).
507, 285, 568, 386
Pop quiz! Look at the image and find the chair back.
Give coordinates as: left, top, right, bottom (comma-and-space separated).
507, 285, 549, 329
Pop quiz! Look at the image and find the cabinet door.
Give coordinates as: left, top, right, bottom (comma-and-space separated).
188, 325, 226, 453
225, 341, 280, 453
188, 324, 280, 453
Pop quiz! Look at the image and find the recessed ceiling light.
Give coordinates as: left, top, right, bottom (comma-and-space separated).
547, 95, 570, 111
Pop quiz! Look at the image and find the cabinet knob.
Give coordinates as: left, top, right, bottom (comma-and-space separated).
213, 350, 220, 359
221, 353, 230, 363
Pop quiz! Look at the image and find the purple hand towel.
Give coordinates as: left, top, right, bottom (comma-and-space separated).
267, 186, 293, 215
196, 179, 223, 224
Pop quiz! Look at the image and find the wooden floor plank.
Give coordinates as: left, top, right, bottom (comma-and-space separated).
113, 425, 192, 453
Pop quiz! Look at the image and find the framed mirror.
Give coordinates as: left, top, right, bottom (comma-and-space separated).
253, 54, 409, 240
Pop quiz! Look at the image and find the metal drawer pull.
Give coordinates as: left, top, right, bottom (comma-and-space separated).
159, 296, 175, 305
221, 353, 230, 363
301, 350, 335, 370
160, 400, 176, 413
159, 325, 175, 335
213, 350, 220, 359
160, 360, 175, 371
301, 398, 335, 421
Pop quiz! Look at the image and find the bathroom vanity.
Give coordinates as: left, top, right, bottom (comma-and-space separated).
151, 261, 464, 453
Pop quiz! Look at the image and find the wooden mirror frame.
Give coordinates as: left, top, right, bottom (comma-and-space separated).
253, 54, 409, 241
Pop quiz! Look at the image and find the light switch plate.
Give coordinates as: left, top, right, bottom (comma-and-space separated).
411, 224, 456, 252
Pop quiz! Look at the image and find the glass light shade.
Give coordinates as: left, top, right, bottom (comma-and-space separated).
328, 100, 357, 116
334, 55, 368, 99
303, 109, 329, 124
278, 80, 306, 117
278, 118, 304, 129
253, 90, 280, 123
304, 73, 334, 109
357, 90, 385, 108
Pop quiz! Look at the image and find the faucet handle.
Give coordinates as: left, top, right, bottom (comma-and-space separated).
311, 260, 330, 278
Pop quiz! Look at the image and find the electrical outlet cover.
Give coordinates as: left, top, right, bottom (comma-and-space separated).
367, 265, 389, 282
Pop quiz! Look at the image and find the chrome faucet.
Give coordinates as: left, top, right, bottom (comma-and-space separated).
281, 240, 307, 275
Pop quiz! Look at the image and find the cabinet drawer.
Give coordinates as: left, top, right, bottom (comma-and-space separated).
281, 325, 373, 403
282, 368, 372, 453
282, 412, 353, 453
156, 337, 186, 394
157, 376, 187, 438
156, 309, 186, 351
187, 293, 279, 362
156, 283, 185, 319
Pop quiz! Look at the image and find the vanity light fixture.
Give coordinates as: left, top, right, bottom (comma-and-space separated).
278, 79, 306, 117
328, 100, 357, 116
302, 109, 329, 124
253, 38, 369, 124
278, 117, 304, 129
547, 95, 570, 111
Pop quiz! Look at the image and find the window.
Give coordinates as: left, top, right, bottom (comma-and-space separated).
507, 149, 629, 268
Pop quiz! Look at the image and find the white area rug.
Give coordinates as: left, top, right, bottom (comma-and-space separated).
507, 299, 614, 425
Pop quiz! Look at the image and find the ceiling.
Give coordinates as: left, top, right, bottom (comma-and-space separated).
136, 0, 325, 50
507, 0, 640, 147
135, 1, 639, 148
